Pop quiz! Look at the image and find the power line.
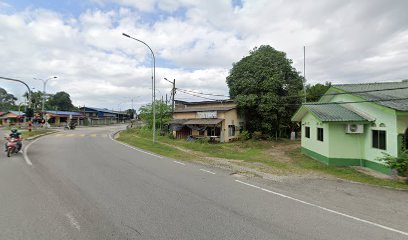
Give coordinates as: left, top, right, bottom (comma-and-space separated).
304, 97, 408, 106
175, 89, 407, 109
177, 90, 226, 101
177, 88, 230, 98
265, 97, 408, 107
177, 85, 408, 101
283, 86, 408, 99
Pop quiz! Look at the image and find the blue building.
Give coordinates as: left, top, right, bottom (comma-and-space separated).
79, 107, 127, 125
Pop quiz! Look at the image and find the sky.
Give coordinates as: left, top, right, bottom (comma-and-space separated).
1, 0, 408, 111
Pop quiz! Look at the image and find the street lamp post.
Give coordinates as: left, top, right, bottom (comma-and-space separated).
0, 76, 32, 109
0, 76, 33, 125
122, 32, 156, 143
33, 76, 57, 116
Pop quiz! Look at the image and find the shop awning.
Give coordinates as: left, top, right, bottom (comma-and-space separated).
183, 119, 223, 125
168, 119, 190, 124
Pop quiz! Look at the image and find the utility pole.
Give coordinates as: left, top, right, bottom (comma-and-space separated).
303, 46, 307, 103
164, 78, 176, 119
159, 95, 163, 133
131, 98, 134, 119
172, 79, 176, 118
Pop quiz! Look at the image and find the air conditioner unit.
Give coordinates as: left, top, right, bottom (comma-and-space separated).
345, 124, 364, 134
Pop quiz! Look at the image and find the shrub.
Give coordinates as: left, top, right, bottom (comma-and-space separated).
168, 132, 175, 139
379, 151, 408, 178
240, 130, 251, 140
252, 131, 262, 140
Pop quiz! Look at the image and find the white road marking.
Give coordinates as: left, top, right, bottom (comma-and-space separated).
108, 133, 163, 158
200, 169, 216, 174
66, 212, 81, 231
23, 137, 42, 166
90, 134, 97, 137
235, 180, 408, 237
173, 161, 186, 166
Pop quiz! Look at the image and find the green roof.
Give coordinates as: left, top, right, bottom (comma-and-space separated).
333, 80, 408, 111
292, 104, 369, 122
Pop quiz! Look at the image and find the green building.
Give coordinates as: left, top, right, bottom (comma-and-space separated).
292, 80, 408, 174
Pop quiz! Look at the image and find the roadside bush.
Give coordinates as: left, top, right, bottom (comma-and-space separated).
252, 131, 262, 140
240, 130, 251, 140
379, 151, 408, 181
168, 132, 175, 139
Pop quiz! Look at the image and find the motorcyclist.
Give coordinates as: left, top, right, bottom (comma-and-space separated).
4, 128, 22, 152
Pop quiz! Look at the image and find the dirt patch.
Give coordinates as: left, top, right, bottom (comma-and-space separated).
265, 141, 300, 162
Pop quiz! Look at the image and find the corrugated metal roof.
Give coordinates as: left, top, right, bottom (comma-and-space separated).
46, 111, 82, 116
80, 107, 119, 114
333, 80, 408, 111
303, 104, 369, 122
0, 111, 25, 119
9, 111, 25, 116
174, 106, 235, 113
184, 119, 223, 125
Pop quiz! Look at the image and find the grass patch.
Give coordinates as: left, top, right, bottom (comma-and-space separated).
289, 149, 408, 190
21, 129, 56, 139
119, 128, 408, 189
117, 130, 195, 160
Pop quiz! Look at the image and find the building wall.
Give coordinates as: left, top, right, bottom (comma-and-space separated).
301, 112, 329, 156
328, 123, 364, 159
221, 109, 244, 142
330, 94, 398, 164
172, 107, 244, 143
0, 113, 23, 124
173, 112, 196, 119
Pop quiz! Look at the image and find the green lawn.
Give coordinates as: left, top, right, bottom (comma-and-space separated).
118, 128, 408, 190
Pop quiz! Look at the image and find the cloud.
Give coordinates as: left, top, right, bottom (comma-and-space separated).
1, 0, 408, 111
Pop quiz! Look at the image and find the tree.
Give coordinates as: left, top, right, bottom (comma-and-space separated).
226, 45, 303, 137
138, 100, 172, 129
23, 90, 46, 112
305, 82, 331, 102
47, 91, 75, 111
0, 88, 17, 111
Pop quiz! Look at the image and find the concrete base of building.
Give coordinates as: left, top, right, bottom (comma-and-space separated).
301, 147, 391, 175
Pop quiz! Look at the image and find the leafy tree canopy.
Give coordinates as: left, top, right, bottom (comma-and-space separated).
138, 100, 172, 129
226, 45, 304, 136
24, 91, 76, 111
23, 90, 45, 111
47, 91, 76, 111
0, 88, 17, 111
305, 82, 331, 102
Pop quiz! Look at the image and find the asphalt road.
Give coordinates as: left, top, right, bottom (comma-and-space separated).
0, 126, 407, 240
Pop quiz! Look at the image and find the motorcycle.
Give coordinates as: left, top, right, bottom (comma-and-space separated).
64, 122, 77, 130
5, 136, 22, 157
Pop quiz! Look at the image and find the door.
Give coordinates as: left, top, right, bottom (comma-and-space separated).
176, 126, 192, 139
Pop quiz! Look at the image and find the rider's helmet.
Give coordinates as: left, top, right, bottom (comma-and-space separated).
11, 128, 18, 133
